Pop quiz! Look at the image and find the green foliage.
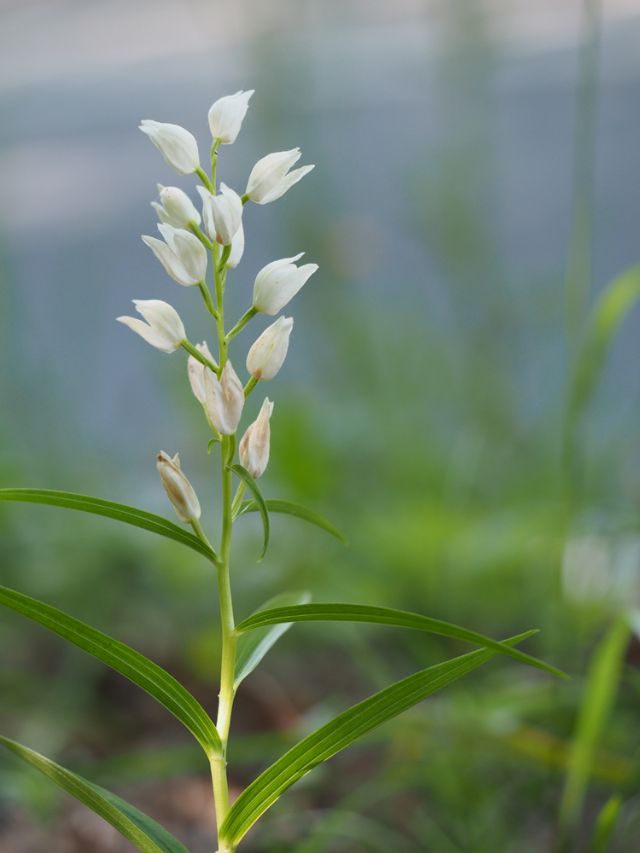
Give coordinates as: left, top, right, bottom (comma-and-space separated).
236, 602, 566, 678
234, 591, 311, 688
0, 489, 217, 562
236, 498, 347, 543
0, 737, 190, 853
560, 618, 630, 830
0, 585, 221, 758
230, 464, 270, 560
220, 632, 534, 845
592, 795, 623, 853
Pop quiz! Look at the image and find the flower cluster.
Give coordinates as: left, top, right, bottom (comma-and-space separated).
118, 90, 316, 521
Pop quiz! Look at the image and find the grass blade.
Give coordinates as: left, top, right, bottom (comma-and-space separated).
234, 591, 311, 689
0, 737, 189, 853
220, 631, 535, 845
560, 617, 630, 830
0, 488, 217, 562
0, 585, 221, 758
236, 499, 347, 544
230, 465, 269, 560
236, 603, 566, 679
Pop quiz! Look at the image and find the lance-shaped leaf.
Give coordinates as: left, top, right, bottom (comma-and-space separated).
236, 603, 566, 679
0, 585, 221, 758
236, 499, 347, 544
560, 617, 630, 829
220, 631, 535, 845
230, 464, 269, 560
234, 591, 311, 689
0, 489, 217, 562
0, 737, 189, 853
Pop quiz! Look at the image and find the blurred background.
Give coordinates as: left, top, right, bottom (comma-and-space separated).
1, 0, 640, 850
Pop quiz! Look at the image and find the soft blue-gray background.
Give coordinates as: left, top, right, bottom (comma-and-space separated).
1, 1, 640, 851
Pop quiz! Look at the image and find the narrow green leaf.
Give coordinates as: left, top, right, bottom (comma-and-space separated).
237, 499, 347, 544
592, 794, 623, 853
230, 465, 269, 560
234, 592, 311, 690
0, 737, 189, 853
220, 631, 535, 844
560, 618, 630, 829
0, 585, 221, 759
236, 603, 566, 680
566, 266, 640, 455
0, 489, 217, 562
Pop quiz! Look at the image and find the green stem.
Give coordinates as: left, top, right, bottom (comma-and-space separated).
190, 222, 215, 251
211, 141, 220, 190
227, 307, 258, 342
198, 282, 219, 320
196, 166, 215, 194
181, 339, 218, 372
244, 375, 258, 398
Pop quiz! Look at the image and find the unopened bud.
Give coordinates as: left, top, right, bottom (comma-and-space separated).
239, 398, 274, 479
252, 253, 317, 315
156, 451, 201, 523
202, 361, 245, 435
117, 299, 186, 353
245, 149, 314, 205
152, 185, 201, 229
246, 316, 294, 381
139, 120, 200, 175
142, 224, 207, 286
208, 90, 254, 145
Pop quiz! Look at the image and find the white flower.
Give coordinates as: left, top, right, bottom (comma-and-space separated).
156, 451, 201, 523
227, 220, 245, 269
142, 224, 207, 286
197, 184, 242, 246
202, 361, 245, 435
239, 398, 274, 479
208, 90, 254, 144
246, 316, 294, 380
245, 149, 314, 204
253, 253, 318, 315
139, 120, 200, 175
117, 299, 186, 353
187, 341, 216, 404
152, 185, 201, 229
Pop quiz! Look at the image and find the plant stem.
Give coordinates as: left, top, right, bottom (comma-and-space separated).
207, 195, 238, 848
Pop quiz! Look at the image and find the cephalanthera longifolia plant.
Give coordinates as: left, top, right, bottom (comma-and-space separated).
0, 91, 565, 852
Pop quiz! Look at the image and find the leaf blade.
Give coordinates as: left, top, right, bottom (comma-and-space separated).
230, 465, 269, 560
237, 499, 347, 544
0, 585, 221, 758
0, 737, 189, 853
234, 591, 311, 690
0, 489, 217, 562
560, 618, 630, 829
236, 603, 566, 679
221, 631, 535, 844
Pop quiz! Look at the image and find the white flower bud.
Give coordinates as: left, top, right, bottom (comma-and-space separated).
198, 184, 242, 246
117, 299, 186, 353
156, 451, 201, 523
142, 224, 207, 286
139, 121, 200, 175
239, 398, 274, 479
227, 220, 245, 269
208, 90, 254, 145
245, 149, 314, 205
151, 184, 201, 229
187, 341, 216, 404
202, 361, 245, 435
246, 316, 293, 381
252, 253, 318, 315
